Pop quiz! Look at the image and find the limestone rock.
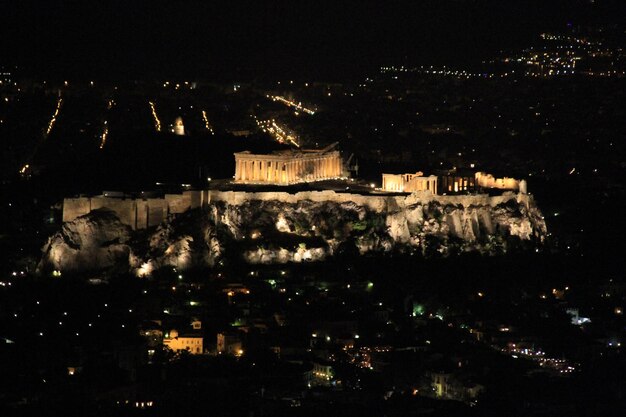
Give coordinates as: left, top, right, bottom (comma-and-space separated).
39, 209, 132, 273
41, 193, 547, 275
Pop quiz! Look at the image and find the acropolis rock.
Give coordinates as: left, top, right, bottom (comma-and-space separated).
40, 190, 547, 275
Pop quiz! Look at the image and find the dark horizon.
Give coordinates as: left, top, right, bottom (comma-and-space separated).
3, 0, 625, 80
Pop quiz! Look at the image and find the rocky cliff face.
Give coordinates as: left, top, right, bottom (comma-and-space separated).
40, 209, 133, 273
39, 193, 547, 275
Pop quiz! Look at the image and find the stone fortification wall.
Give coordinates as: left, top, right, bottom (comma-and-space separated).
63, 198, 92, 223
62, 191, 203, 230
63, 188, 531, 230
207, 189, 528, 213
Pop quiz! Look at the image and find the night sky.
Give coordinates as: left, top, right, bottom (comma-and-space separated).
3, 0, 625, 79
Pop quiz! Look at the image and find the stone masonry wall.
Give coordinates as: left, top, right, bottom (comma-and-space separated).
63, 189, 531, 230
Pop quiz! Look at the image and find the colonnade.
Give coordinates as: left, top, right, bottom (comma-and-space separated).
234, 151, 342, 185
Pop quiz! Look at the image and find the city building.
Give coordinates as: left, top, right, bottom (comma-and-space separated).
163, 329, 203, 354
173, 117, 185, 135
217, 332, 243, 356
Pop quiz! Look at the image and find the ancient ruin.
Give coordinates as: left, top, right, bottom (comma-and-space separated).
234, 143, 342, 185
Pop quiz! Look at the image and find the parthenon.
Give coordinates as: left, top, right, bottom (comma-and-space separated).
234, 144, 343, 185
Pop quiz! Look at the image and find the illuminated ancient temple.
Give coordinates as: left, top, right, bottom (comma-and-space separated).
381, 172, 438, 193
234, 144, 342, 185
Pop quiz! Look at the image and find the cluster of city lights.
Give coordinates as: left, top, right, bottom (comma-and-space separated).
254, 117, 300, 147
381, 65, 495, 79
148, 101, 161, 132
45, 96, 63, 136
201, 110, 214, 134
268, 95, 316, 115
99, 121, 109, 149
346, 346, 392, 370
19, 163, 30, 175
162, 81, 195, 90
382, 32, 625, 80
500, 33, 625, 78
504, 343, 577, 374
540, 33, 599, 46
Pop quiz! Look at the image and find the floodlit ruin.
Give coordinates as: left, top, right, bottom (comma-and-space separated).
234, 143, 342, 185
